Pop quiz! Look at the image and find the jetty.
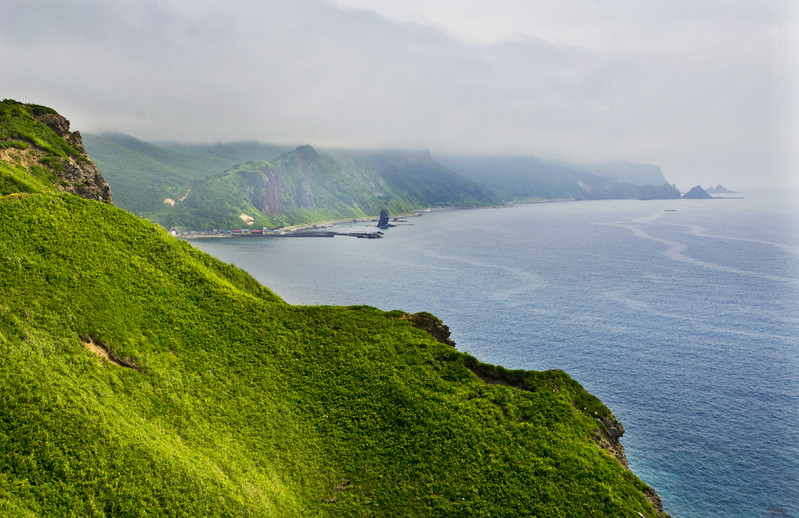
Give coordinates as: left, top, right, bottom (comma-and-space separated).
180, 230, 383, 240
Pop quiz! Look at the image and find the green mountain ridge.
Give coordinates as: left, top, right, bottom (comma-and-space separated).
1, 101, 668, 516
83, 134, 498, 229
83, 133, 679, 232
153, 144, 497, 230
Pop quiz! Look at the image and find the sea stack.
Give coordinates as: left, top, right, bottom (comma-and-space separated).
377, 208, 390, 228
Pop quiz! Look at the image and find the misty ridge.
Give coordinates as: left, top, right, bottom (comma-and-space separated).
5, 0, 788, 190
83, 132, 683, 231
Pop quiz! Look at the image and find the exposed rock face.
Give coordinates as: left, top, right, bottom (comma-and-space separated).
582, 403, 671, 516
642, 486, 669, 518
595, 414, 628, 468
246, 167, 286, 215
33, 111, 113, 203
36, 112, 72, 137
240, 163, 320, 216
57, 144, 113, 203
297, 178, 315, 208
392, 311, 456, 347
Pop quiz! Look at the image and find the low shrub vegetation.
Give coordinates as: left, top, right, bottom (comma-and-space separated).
0, 192, 662, 516
0, 101, 663, 516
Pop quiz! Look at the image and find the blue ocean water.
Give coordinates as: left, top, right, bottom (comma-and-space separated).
192, 192, 799, 517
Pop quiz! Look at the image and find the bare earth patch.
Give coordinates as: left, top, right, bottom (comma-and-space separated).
81, 336, 142, 372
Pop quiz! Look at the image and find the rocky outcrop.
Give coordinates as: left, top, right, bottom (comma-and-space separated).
595, 414, 628, 468
377, 208, 390, 228
35, 112, 72, 137
575, 401, 670, 516
682, 185, 712, 199
642, 486, 669, 518
390, 311, 456, 346
56, 146, 113, 203
33, 110, 112, 203
246, 166, 286, 215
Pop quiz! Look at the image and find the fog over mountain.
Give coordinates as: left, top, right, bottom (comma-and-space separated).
3, 0, 796, 190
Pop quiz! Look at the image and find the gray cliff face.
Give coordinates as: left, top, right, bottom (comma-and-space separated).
596, 414, 628, 468
595, 415, 670, 517
245, 167, 286, 215
34, 112, 113, 203
243, 166, 317, 215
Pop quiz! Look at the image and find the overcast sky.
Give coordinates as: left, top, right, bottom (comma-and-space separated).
3, 0, 796, 189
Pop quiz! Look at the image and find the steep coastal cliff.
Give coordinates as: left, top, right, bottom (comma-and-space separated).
0, 101, 668, 517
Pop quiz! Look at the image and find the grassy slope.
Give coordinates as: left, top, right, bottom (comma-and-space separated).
1, 102, 662, 516
82, 134, 241, 215
83, 134, 298, 216
0, 193, 660, 517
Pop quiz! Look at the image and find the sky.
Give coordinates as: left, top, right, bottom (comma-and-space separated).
2, 0, 797, 190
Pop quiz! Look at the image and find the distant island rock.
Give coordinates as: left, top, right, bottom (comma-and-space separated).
705, 184, 737, 194
682, 185, 713, 199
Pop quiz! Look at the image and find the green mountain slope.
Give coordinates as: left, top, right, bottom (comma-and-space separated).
83, 133, 293, 215
1, 101, 668, 516
156, 145, 497, 230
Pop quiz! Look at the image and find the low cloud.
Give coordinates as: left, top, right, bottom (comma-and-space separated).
3, 0, 793, 188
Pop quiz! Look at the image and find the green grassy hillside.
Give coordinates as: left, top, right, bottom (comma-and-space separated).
83, 134, 292, 215
0, 193, 663, 517
1, 101, 667, 516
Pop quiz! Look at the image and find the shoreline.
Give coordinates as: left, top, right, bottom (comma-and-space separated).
177, 194, 711, 239
177, 210, 426, 239
175, 200, 575, 239
281, 210, 424, 232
